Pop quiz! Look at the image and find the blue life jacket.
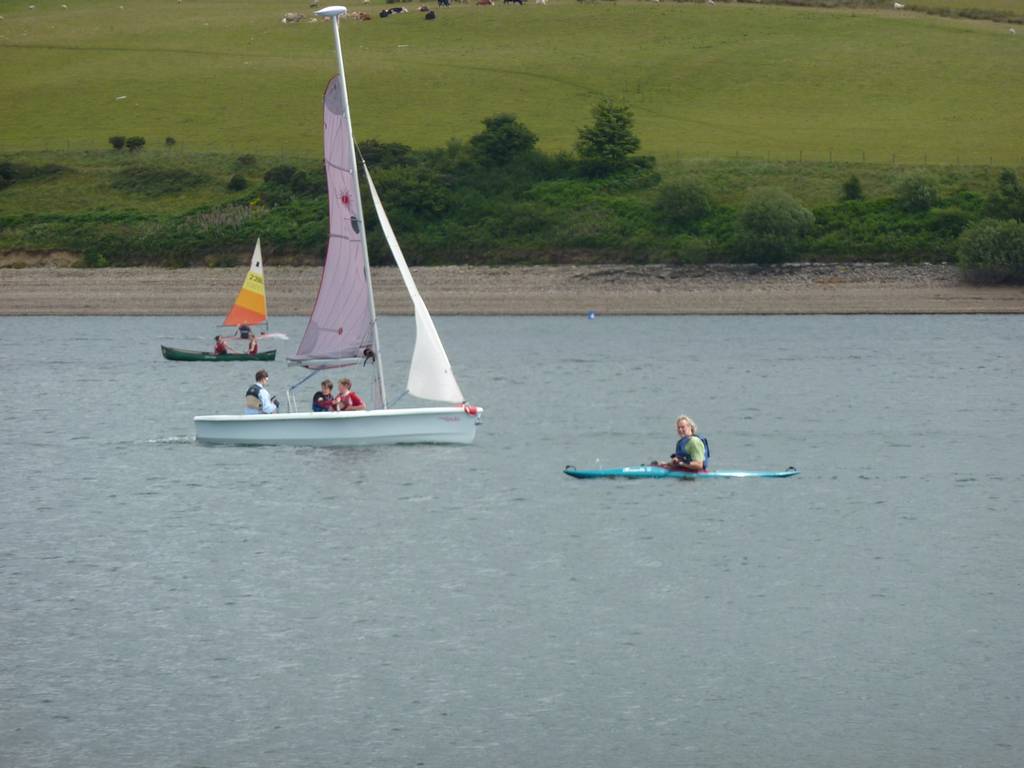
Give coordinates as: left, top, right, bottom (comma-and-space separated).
674, 434, 710, 469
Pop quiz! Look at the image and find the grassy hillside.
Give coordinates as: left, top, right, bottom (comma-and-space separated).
1, 0, 1022, 165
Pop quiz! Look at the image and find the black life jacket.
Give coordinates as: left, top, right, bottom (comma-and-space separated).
245, 384, 262, 409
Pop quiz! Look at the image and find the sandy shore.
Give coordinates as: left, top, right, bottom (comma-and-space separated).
1, 264, 1023, 315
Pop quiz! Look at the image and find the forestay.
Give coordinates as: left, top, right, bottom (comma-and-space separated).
290, 77, 375, 366
364, 168, 466, 405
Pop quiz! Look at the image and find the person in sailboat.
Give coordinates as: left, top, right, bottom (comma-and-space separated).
238, 324, 253, 340
663, 415, 709, 472
334, 378, 365, 411
213, 335, 234, 356
247, 335, 259, 356
245, 369, 279, 415
312, 379, 335, 412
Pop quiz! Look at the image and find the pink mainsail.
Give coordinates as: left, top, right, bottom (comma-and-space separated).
291, 77, 375, 364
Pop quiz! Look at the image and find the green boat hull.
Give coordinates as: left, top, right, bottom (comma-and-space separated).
161, 345, 277, 362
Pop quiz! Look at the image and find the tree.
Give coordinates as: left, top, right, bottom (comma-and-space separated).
125, 136, 146, 152
575, 99, 641, 176
469, 114, 538, 166
108, 135, 126, 151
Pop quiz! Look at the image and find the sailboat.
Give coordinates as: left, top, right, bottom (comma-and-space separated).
161, 238, 285, 362
193, 6, 481, 446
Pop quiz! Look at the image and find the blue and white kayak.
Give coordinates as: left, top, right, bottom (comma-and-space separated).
564, 465, 799, 480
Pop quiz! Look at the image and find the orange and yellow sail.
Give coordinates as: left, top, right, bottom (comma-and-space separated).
223, 239, 268, 327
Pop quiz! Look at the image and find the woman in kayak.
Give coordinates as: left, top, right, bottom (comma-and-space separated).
667, 415, 709, 471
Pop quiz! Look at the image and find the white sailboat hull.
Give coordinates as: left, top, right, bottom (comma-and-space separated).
194, 407, 480, 447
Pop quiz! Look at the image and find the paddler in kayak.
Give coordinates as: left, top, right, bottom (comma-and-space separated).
662, 415, 710, 472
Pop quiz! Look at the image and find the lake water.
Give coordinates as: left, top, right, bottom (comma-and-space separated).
2, 315, 1022, 768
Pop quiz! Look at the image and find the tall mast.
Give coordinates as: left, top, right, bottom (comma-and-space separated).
315, 6, 387, 409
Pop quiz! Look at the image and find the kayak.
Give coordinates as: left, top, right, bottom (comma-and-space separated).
564, 465, 799, 480
161, 345, 277, 362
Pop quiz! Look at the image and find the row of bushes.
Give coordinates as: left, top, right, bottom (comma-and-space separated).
0, 160, 65, 192
3, 159, 1022, 280
3, 104, 1023, 281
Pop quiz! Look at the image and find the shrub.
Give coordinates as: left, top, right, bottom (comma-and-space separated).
371, 165, 451, 218
984, 168, 1024, 221
125, 136, 146, 152
289, 169, 324, 196
236, 154, 258, 168
109, 136, 126, 151
470, 114, 539, 166
655, 180, 712, 231
957, 218, 1024, 284
735, 188, 814, 262
165, 137, 176, 148
927, 207, 971, 238
77, 251, 109, 268
227, 174, 248, 191
841, 175, 863, 201
263, 164, 297, 185
359, 139, 414, 167
258, 185, 293, 208
896, 174, 938, 213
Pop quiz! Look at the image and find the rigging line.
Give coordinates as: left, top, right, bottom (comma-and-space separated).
387, 389, 410, 409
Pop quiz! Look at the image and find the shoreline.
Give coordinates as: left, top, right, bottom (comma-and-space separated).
2, 264, 1023, 315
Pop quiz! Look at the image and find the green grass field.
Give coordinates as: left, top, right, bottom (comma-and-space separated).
1, 0, 1022, 165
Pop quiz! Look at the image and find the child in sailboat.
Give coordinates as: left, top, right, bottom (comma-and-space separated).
334, 378, 365, 411
312, 379, 335, 411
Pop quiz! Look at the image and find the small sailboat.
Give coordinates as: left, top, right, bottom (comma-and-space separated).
194, 6, 481, 446
162, 239, 285, 362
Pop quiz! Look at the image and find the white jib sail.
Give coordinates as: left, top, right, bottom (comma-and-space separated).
364, 165, 466, 405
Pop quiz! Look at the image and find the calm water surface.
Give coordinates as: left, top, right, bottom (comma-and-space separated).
2, 315, 1022, 768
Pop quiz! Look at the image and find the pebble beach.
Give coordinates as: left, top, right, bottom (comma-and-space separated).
2, 263, 1023, 315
